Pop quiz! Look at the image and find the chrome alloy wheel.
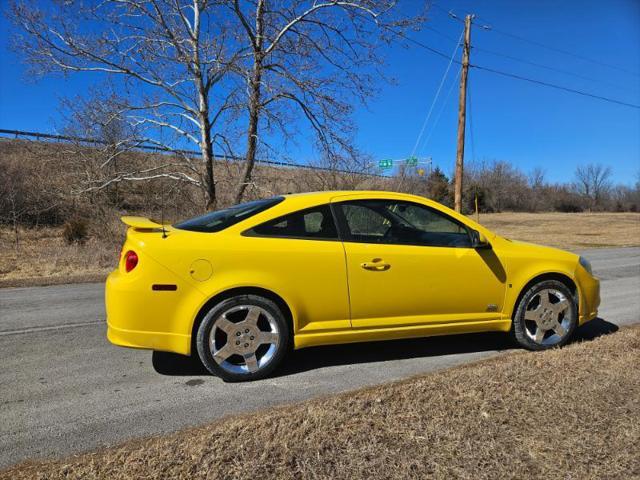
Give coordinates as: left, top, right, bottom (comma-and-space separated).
523, 288, 572, 346
207, 305, 280, 375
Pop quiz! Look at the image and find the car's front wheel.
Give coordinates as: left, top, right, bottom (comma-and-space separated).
512, 279, 578, 351
196, 295, 290, 382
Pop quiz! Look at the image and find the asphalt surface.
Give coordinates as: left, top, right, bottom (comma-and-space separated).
1, 247, 639, 468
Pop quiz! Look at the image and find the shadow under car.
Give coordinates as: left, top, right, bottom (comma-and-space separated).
151, 317, 618, 378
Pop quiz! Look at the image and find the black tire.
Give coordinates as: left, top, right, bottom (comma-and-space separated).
511, 279, 578, 351
196, 294, 291, 382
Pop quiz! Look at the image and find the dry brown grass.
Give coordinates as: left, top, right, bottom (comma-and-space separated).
0, 226, 120, 288
3, 326, 639, 480
1, 212, 639, 287
477, 211, 640, 251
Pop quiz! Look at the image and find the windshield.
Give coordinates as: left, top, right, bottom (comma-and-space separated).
174, 197, 284, 233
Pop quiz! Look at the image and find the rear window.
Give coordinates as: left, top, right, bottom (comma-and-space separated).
174, 197, 284, 233
249, 204, 338, 240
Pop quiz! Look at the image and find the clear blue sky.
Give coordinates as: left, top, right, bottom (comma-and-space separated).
1, 0, 639, 185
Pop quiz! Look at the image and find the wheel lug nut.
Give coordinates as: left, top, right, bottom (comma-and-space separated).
245, 329, 249, 333
250, 336, 254, 340
244, 343, 249, 348
236, 341, 240, 345
236, 332, 241, 336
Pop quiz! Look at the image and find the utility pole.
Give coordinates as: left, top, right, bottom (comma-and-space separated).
454, 14, 474, 213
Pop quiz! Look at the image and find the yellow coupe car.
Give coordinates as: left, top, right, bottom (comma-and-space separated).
106, 191, 600, 381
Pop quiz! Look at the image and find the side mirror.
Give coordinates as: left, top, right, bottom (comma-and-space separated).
470, 229, 492, 250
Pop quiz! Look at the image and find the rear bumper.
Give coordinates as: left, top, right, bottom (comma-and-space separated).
107, 321, 190, 353
105, 268, 205, 356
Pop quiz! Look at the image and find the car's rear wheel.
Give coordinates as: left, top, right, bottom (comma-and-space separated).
512, 280, 578, 351
196, 295, 290, 382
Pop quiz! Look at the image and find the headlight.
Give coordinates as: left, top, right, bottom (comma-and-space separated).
579, 256, 592, 275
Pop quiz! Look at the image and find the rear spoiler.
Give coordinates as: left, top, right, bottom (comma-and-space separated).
121, 216, 167, 231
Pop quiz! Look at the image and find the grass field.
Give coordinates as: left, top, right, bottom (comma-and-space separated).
478, 212, 640, 250
0, 226, 118, 288
3, 325, 638, 479
1, 212, 639, 288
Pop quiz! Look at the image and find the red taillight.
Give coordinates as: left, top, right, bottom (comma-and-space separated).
124, 250, 138, 273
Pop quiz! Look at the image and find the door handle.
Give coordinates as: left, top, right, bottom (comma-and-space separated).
361, 259, 391, 271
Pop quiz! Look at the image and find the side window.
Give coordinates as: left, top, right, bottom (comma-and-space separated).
342, 203, 391, 240
338, 200, 471, 247
340, 203, 390, 240
250, 204, 338, 240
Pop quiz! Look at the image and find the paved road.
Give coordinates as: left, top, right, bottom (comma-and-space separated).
1, 248, 638, 468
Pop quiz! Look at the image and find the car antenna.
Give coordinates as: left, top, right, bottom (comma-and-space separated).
160, 179, 167, 239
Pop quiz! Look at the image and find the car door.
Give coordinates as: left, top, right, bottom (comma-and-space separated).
332, 197, 507, 329
242, 203, 351, 334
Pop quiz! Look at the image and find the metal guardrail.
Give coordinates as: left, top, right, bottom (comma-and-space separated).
0, 128, 385, 178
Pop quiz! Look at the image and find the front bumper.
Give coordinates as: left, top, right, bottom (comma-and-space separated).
578, 273, 600, 325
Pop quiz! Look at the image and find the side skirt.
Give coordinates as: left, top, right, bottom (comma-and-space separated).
293, 319, 511, 350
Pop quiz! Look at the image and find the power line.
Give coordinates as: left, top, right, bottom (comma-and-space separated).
472, 64, 640, 109
474, 17, 640, 78
432, 4, 639, 77
473, 45, 629, 92
429, 3, 464, 23
422, 24, 459, 42
393, 29, 640, 110
467, 81, 476, 163
386, 26, 463, 63
418, 66, 462, 157
410, 28, 465, 158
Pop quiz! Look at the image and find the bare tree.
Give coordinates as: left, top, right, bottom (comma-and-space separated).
0, 148, 62, 249
464, 160, 529, 212
58, 91, 198, 212
228, 0, 424, 203
527, 167, 546, 211
0, 169, 30, 250
59, 92, 137, 208
9, 0, 241, 208
528, 167, 546, 190
574, 163, 613, 210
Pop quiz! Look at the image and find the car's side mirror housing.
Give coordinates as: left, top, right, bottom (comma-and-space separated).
470, 229, 492, 250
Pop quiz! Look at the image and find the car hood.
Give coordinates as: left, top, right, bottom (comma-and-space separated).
501, 238, 579, 263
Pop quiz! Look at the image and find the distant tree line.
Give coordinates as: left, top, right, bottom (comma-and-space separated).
392, 160, 640, 214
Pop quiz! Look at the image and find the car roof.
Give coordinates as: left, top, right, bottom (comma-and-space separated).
258, 190, 443, 220
281, 190, 426, 202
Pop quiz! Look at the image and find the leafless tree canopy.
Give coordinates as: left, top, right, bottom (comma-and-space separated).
10, 0, 245, 208
226, 0, 421, 202
574, 163, 613, 209
9, 0, 424, 208
56, 93, 201, 214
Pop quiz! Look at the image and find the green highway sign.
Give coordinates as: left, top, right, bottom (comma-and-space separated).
379, 159, 393, 169
406, 156, 418, 167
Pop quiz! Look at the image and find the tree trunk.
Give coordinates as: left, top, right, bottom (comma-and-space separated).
192, 1, 216, 211
235, 0, 265, 205
200, 114, 216, 210
235, 66, 262, 204
194, 64, 215, 210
